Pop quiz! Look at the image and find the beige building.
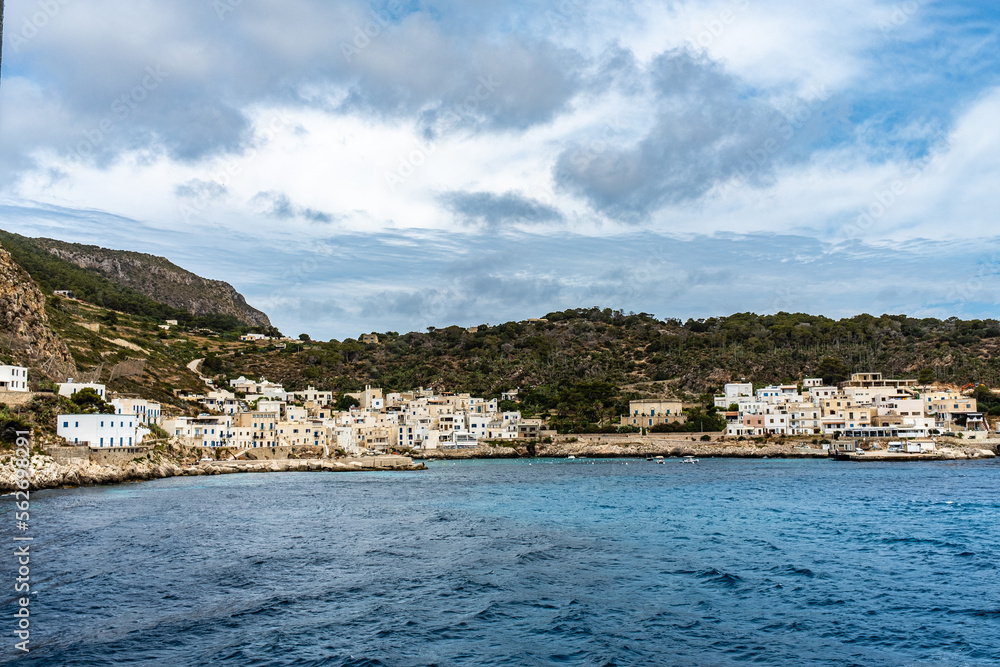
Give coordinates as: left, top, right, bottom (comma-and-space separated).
621, 399, 686, 428
230, 411, 279, 448
924, 392, 977, 426
277, 420, 328, 448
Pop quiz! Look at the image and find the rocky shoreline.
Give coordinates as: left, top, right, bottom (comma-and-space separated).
414, 435, 999, 462
2, 435, 994, 493
0, 454, 425, 493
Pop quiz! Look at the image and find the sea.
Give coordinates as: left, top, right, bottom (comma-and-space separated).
2, 458, 998, 666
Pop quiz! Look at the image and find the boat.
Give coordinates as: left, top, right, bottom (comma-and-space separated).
681, 456, 699, 464
655, 456, 665, 464
567, 455, 576, 460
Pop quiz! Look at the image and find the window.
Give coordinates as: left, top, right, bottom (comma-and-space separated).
63, 422, 68, 428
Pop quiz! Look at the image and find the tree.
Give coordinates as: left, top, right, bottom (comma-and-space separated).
70, 388, 115, 414
918, 367, 935, 385
336, 394, 360, 411
816, 357, 850, 386
201, 354, 223, 374
299, 333, 310, 342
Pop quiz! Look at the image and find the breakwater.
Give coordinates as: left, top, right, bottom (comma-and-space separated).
0, 452, 424, 492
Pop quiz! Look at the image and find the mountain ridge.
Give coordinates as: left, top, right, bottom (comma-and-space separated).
0, 230, 271, 329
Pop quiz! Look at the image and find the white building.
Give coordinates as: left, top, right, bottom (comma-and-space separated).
714, 382, 753, 408
292, 386, 334, 405
58, 414, 150, 448
58, 381, 107, 400
162, 415, 232, 447
0, 365, 29, 392
111, 397, 162, 425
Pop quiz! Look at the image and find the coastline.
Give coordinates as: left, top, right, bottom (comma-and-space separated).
3, 434, 995, 493
0, 452, 425, 493
414, 434, 999, 462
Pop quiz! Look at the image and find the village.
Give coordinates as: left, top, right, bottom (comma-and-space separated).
714, 372, 986, 440
1, 362, 995, 460
0, 361, 552, 457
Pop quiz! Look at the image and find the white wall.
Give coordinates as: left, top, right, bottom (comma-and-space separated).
58, 382, 106, 400
0, 366, 29, 392
58, 414, 149, 448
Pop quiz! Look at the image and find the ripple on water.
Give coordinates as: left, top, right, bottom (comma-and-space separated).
10, 459, 1000, 667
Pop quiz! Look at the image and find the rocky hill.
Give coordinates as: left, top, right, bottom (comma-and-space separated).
222, 308, 1000, 432
0, 230, 270, 328
0, 241, 76, 381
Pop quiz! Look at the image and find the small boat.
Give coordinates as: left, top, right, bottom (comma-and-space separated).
567, 455, 576, 460
681, 456, 699, 464
655, 456, 665, 464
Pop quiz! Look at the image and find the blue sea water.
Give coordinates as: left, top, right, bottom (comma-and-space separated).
2, 458, 999, 666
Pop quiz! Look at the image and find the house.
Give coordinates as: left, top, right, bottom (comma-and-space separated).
841, 372, 917, 391
239, 333, 269, 342
58, 381, 107, 400
924, 392, 978, 427
162, 415, 232, 447
58, 414, 150, 448
361, 333, 380, 345
110, 397, 162, 425
53, 290, 75, 298
229, 411, 279, 448
501, 389, 519, 402
714, 382, 753, 408
621, 399, 685, 428
277, 420, 328, 448
518, 419, 544, 439
0, 365, 29, 392
292, 386, 334, 405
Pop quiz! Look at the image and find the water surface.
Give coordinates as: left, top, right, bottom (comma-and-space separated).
3, 458, 998, 666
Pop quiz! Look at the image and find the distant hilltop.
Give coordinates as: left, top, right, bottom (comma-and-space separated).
0, 229, 270, 329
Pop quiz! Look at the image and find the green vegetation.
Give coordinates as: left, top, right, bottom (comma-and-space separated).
335, 394, 360, 411
68, 388, 115, 414
220, 308, 1000, 431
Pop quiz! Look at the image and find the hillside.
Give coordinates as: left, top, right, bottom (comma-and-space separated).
0, 241, 76, 380
215, 308, 1000, 432
5, 226, 1000, 435
0, 230, 271, 329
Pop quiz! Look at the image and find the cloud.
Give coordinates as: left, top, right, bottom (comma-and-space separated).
175, 179, 227, 201
441, 191, 564, 229
554, 47, 839, 218
251, 191, 335, 224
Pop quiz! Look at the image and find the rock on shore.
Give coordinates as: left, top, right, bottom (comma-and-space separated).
416, 435, 998, 461
0, 455, 424, 492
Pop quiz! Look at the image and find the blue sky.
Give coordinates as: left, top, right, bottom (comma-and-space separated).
1, 0, 999, 339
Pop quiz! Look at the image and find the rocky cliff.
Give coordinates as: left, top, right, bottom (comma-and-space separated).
32, 237, 270, 328
0, 242, 76, 380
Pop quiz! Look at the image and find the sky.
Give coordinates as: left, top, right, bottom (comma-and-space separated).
1, 0, 1000, 340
